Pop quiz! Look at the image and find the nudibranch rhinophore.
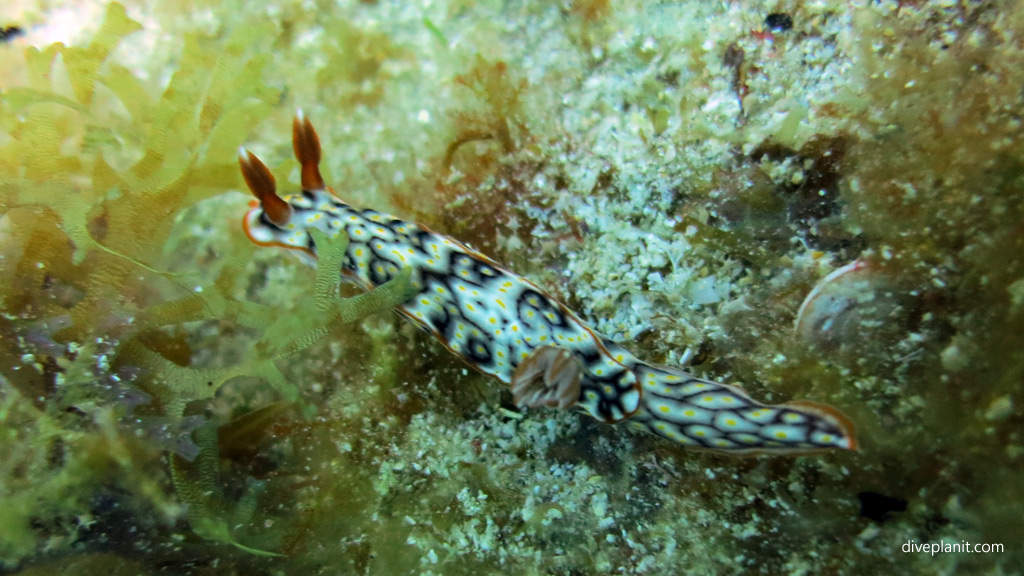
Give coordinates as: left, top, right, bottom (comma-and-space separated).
238, 110, 857, 454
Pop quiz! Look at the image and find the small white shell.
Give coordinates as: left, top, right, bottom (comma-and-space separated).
795, 258, 895, 346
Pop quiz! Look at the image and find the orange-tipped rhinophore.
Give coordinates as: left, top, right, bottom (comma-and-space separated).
238, 147, 292, 227
292, 109, 325, 192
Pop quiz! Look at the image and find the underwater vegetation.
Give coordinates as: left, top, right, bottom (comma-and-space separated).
0, 0, 1022, 575
0, 2, 284, 566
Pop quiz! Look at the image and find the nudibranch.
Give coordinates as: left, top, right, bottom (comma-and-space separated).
238, 111, 857, 454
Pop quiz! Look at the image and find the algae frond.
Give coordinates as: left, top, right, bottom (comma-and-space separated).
169, 419, 282, 557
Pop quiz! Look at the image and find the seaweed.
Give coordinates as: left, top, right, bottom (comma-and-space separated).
0, 2, 425, 564
120, 227, 413, 420
422, 56, 540, 261
169, 420, 283, 557
0, 2, 290, 567
268, 228, 415, 358
0, 1, 279, 328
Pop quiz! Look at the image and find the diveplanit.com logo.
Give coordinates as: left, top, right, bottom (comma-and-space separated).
903, 539, 1004, 556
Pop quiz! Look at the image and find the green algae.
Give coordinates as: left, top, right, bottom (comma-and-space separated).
169, 420, 283, 557
0, 1, 288, 568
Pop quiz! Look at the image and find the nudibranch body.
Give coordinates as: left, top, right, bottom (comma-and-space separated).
238, 111, 857, 454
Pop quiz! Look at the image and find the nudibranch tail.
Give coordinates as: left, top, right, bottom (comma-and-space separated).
629, 363, 857, 453
238, 110, 858, 455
